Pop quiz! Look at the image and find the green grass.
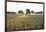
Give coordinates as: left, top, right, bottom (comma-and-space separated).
7, 14, 44, 31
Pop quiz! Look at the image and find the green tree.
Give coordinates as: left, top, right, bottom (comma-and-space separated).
18, 10, 24, 15
40, 11, 43, 14
26, 9, 31, 15
31, 11, 34, 13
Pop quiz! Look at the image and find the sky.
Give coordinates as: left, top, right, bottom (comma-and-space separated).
7, 2, 43, 13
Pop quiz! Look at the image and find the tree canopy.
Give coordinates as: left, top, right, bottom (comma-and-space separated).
26, 9, 31, 14
18, 10, 24, 15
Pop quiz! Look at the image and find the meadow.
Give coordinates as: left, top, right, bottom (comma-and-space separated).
7, 14, 44, 31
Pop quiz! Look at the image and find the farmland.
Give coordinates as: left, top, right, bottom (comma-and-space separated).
7, 14, 44, 31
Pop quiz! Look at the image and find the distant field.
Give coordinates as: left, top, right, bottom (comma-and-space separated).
7, 14, 44, 31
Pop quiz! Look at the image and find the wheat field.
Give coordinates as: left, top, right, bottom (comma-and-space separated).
7, 14, 44, 31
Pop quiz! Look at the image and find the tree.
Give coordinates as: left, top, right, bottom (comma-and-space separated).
40, 11, 43, 14
31, 11, 34, 13
26, 9, 31, 15
35, 11, 43, 14
18, 10, 24, 15
7, 12, 17, 14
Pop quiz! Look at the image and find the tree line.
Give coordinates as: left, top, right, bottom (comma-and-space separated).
7, 9, 43, 15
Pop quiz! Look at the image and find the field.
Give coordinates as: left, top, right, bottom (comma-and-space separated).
7, 14, 44, 31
